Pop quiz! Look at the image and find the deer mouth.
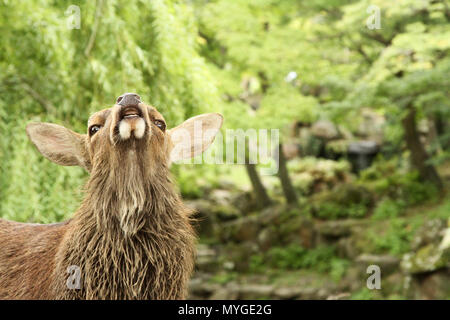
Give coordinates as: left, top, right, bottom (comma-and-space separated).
120, 106, 143, 120
118, 106, 146, 140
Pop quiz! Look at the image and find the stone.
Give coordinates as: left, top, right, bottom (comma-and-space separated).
196, 244, 220, 273
209, 288, 238, 300
311, 120, 339, 140
401, 244, 447, 274
409, 269, 450, 300
210, 189, 233, 206
281, 217, 316, 249
411, 218, 446, 250
356, 254, 400, 275
336, 237, 360, 259
220, 216, 260, 242
317, 219, 368, 238
237, 284, 275, 299
257, 227, 277, 251
348, 140, 379, 155
273, 286, 312, 299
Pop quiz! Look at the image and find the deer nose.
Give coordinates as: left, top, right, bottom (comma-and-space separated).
116, 93, 141, 107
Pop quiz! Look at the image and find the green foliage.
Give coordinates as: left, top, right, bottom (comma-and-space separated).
350, 288, 378, 300
208, 272, 238, 285
0, 0, 221, 223
360, 158, 439, 206
250, 244, 349, 280
371, 198, 405, 220
311, 184, 373, 220
370, 218, 418, 255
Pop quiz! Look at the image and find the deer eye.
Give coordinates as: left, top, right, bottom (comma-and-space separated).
89, 125, 102, 136
154, 120, 166, 131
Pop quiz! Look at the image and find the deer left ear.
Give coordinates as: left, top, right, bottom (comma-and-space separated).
168, 113, 223, 163
26, 122, 90, 170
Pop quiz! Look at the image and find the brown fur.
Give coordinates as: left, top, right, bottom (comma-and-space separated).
0, 101, 222, 300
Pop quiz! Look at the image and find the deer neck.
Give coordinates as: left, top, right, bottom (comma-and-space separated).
56, 160, 195, 299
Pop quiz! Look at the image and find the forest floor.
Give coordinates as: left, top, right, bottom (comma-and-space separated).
187, 159, 450, 300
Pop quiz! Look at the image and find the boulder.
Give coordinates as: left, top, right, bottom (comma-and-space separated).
411, 218, 446, 250
316, 219, 368, 238
196, 244, 220, 273
408, 269, 450, 300
311, 120, 339, 140
237, 284, 275, 299
401, 243, 448, 274
356, 254, 400, 275
220, 215, 260, 242
257, 227, 277, 251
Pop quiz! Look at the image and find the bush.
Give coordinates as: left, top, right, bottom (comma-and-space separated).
359, 158, 439, 206
249, 244, 349, 279
371, 198, 405, 220
370, 219, 417, 255
311, 184, 373, 220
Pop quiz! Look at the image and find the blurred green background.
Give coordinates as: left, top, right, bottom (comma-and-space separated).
0, 0, 449, 299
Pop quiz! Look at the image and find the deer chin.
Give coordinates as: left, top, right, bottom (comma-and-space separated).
118, 117, 146, 140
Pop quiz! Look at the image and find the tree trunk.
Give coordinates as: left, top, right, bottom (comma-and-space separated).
402, 105, 443, 190
244, 162, 272, 208
277, 143, 298, 204
244, 141, 272, 208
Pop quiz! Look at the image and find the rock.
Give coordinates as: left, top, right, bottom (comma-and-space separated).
336, 237, 360, 259
220, 215, 260, 242
326, 292, 351, 300
280, 217, 316, 249
409, 269, 450, 300
257, 227, 277, 251
189, 278, 221, 299
210, 189, 233, 206
348, 140, 379, 155
196, 244, 220, 273
213, 205, 241, 222
283, 143, 300, 160
356, 254, 400, 275
317, 219, 368, 238
440, 227, 450, 251
311, 120, 339, 140
259, 206, 282, 225
209, 288, 238, 300
237, 284, 275, 299
220, 242, 258, 272
273, 286, 313, 299
230, 191, 257, 215
401, 244, 447, 274
311, 184, 373, 220
411, 218, 446, 250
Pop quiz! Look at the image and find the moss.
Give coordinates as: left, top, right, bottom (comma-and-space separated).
311, 184, 373, 219
401, 244, 447, 274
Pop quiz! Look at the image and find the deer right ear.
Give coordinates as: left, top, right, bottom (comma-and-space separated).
26, 122, 90, 170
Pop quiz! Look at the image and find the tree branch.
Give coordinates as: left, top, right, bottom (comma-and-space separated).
84, 0, 104, 57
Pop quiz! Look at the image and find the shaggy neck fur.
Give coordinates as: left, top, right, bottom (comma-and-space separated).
52, 145, 195, 300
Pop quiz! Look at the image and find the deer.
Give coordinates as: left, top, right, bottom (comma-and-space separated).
0, 93, 223, 299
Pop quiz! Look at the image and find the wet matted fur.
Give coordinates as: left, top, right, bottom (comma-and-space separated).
0, 99, 223, 299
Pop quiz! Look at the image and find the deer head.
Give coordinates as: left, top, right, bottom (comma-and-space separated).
26, 93, 223, 235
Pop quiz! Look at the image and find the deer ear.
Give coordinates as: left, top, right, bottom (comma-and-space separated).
26, 122, 89, 169
168, 113, 223, 163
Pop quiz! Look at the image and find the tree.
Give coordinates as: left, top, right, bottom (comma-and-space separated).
0, 0, 221, 222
